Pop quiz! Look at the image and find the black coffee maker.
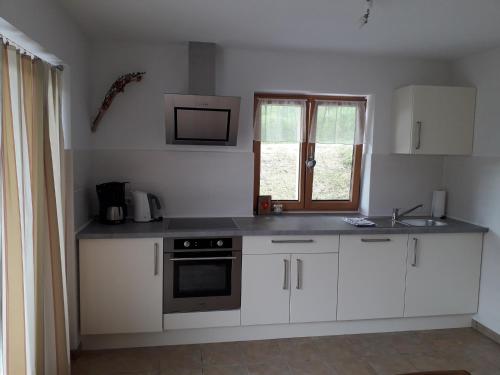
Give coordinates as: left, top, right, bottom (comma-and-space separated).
96, 182, 128, 224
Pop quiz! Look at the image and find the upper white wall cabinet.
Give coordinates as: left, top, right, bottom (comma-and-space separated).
392, 85, 476, 155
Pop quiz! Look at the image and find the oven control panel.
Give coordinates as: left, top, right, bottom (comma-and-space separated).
173, 238, 233, 250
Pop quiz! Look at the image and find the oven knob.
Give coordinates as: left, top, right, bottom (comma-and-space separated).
183, 241, 191, 248
216, 240, 224, 247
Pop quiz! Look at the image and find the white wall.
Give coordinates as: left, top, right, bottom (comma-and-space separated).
368, 154, 444, 216
89, 42, 187, 150
85, 42, 254, 216
87, 150, 254, 218
0, 0, 90, 352
444, 47, 500, 335
451, 48, 500, 158
0, 0, 91, 149
217, 48, 451, 155
85, 42, 451, 217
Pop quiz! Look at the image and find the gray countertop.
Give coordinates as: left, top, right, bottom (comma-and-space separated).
77, 215, 488, 239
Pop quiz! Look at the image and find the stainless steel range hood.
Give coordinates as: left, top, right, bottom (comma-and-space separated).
165, 42, 241, 146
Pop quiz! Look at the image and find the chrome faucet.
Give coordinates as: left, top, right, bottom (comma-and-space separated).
392, 204, 423, 222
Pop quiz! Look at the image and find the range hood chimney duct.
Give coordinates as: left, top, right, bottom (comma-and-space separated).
188, 42, 216, 96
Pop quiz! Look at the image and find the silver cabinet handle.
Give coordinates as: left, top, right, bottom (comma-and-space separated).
272, 239, 314, 244
411, 237, 418, 267
361, 238, 391, 243
296, 259, 303, 290
154, 243, 159, 276
169, 256, 236, 261
415, 121, 422, 150
283, 259, 289, 290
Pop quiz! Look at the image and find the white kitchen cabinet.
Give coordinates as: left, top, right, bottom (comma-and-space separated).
405, 233, 483, 317
241, 254, 291, 325
241, 236, 339, 326
393, 85, 476, 155
290, 253, 338, 323
338, 234, 408, 321
79, 238, 163, 335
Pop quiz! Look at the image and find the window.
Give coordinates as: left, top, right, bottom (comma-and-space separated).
253, 93, 366, 211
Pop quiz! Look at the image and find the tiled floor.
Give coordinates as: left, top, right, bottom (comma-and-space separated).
71, 328, 500, 375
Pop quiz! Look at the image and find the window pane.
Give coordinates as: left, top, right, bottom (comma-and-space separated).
312, 144, 354, 201
260, 143, 300, 200
259, 102, 303, 201
312, 103, 357, 201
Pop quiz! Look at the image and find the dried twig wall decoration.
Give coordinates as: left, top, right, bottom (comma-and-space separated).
91, 72, 146, 132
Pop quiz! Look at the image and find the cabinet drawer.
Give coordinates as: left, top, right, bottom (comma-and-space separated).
243, 235, 339, 254
163, 310, 241, 330
340, 234, 408, 251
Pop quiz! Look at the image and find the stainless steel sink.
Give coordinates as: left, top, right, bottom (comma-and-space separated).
368, 218, 408, 228
399, 219, 448, 227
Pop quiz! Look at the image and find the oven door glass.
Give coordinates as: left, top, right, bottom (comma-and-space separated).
172, 251, 233, 298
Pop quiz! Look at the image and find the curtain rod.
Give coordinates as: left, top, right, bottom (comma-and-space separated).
0, 33, 64, 71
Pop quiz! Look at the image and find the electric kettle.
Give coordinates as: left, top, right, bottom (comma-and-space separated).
131, 191, 162, 222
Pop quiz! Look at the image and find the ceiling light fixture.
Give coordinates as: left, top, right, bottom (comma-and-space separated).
359, 0, 374, 28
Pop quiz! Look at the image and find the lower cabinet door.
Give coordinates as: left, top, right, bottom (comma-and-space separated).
290, 253, 338, 323
79, 238, 163, 334
241, 254, 291, 325
405, 233, 483, 317
338, 235, 408, 320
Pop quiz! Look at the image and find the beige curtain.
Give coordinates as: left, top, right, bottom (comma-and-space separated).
1, 43, 70, 375
253, 98, 307, 142
254, 97, 366, 145
309, 100, 366, 145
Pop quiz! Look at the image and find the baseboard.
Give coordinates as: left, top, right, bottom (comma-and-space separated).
70, 342, 83, 361
472, 319, 500, 344
80, 314, 473, 350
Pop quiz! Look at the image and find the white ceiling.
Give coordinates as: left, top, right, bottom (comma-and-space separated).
62, 0, 500, 60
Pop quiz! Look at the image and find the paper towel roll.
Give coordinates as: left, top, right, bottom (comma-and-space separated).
431, 190, 446, 218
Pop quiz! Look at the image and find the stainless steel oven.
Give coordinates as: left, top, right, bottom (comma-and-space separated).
163, 237, 242, 313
